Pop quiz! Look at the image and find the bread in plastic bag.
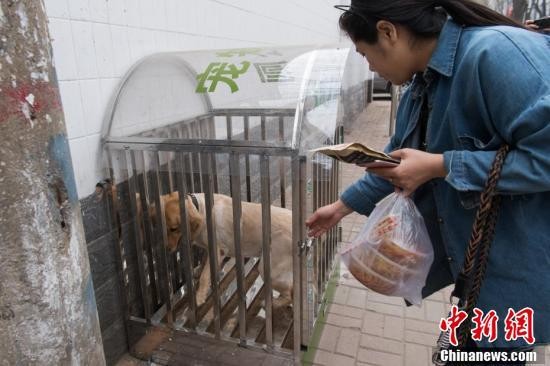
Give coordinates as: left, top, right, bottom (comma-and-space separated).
341, 192, 434, 305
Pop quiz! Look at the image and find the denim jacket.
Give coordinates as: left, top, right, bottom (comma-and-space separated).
341, 19, 550, 348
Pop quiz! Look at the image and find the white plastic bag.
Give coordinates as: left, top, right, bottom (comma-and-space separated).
341, 192, 434, 305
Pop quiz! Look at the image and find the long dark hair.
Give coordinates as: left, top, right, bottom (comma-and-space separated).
339, 0, 526, 44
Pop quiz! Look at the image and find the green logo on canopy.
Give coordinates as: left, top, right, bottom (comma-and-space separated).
196, 62, 251, 93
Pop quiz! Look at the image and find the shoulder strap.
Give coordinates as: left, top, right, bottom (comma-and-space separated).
452, 144, 510, 347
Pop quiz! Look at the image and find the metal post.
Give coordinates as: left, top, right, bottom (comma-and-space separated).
291, 156, 302, 364
260, 155, 273, 347
201, 153, 222, 338
174, 152, 198, 329
229, 153, 247, 346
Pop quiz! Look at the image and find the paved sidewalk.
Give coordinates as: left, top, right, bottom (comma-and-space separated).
309, 101, 550, 366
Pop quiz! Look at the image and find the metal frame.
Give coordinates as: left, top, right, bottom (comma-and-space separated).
106, 111, 340, 364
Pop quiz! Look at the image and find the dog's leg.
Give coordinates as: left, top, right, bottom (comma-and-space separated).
196, 256, 211, 305
195, 248, 226, 305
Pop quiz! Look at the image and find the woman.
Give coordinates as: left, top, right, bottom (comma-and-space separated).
307, 0, 550, 354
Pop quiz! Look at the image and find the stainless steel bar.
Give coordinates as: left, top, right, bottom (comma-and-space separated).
291, 156, 302, 363
152, 152, 174, 325
299, 156, 309, 345
260, 115, 266, 141
174, 152, 198, 329
106, 139, 295, 156
201, 153, 222, 338
243, 116, 251, 202
279, 116, 286, 208
167, 152, 175, 193
105, 150, 132, 330
322, 156, 328, 286
259, 154, 273, 348
229, 153, 247, 346
226, 116, 233, 196
226, 115, 233, 140
314, 157, 324, 300
126, 150, 152, 323
139, 151, 162, 306
213, 108, 295, 116
209, 117, 219, 193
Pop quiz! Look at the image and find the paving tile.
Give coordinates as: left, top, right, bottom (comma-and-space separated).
424, 300, 446, 322
383, 316, 405, 341
329, 303, 365, 319
365, 301, 404, 317
332, 285, 350, 305
361, 311, 385, 336
404, 343, 430, 366
325, 313, 362, 330
330, 354, 356, 366
367, 291, 407, 306
313, 348, 334, 366
357, 348, 403, 366
335, 328, 361, 357
404, 330, 438, 347
346, 287, 368, 308
360, 334, 404, 355
404, 304, 426, 320
404, 318, 440, 335
317, 324, 341, 351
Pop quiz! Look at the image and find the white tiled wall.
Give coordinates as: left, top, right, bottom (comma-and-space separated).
44, 0, 350, 198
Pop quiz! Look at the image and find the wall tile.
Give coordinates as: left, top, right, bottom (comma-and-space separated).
44, 0, 70, 19
71, 20, 99, 78
92, 23, 116, 78
69, 136, 92, 198
67, 0, 90, 21
59, 80, 85, 138
127, 27, 145, 61
124, 0, 141, 27
80, 79, 103, 135
48, 18, 78, 80
87, 133, 109, 189
109, 25, 132, 76
89, 0, 109, 23
107, 0, 127, 26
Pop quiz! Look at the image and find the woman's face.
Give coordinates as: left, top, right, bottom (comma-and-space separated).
354, 21, 434, 85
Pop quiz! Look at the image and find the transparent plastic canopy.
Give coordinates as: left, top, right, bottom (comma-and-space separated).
102, 45, 371, 154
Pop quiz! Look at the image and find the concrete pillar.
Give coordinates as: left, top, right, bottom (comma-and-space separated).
0, 1, 105, 365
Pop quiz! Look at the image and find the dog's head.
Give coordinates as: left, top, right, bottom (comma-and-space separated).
164, 192, 204, 252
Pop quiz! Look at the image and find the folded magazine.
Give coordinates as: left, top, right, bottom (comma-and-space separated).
312, 142, 399, 168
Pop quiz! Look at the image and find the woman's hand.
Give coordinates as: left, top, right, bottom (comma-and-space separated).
306, 199, 353, 238
525, 19, 540, 31
365, 148, 447, 196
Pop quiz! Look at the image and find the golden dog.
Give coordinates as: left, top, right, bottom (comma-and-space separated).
161, 192, 294, 306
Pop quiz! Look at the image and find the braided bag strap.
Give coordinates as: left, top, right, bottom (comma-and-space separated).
457, 144, 510, 347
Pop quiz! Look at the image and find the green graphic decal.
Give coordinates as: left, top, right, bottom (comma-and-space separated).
196, 61, 250, 93
254, 61, 292, 83
216, 48, 282, 58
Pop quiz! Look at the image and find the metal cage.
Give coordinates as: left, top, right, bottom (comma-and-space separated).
102, 45, 371, 363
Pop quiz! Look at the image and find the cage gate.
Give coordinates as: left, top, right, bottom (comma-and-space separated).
102, 45, 371, 363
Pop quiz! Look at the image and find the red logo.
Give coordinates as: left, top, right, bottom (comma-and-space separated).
439, 305, 469, 346
438, 306, 535, 345
504, 307, 535, 344
471, 308, 499, 343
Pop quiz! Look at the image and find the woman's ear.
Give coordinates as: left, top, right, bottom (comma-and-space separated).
376, 20, 399, 44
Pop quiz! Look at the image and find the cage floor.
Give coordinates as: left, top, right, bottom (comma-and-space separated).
131, 325, 294, 366
163, 257, 295, 352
